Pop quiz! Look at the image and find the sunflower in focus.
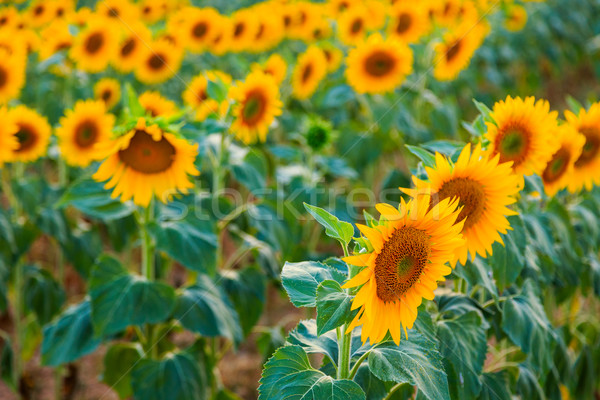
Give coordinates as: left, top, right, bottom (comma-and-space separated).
56, 100, 115, 167
564, 102, 600, 192
94, 78, 121, 110
402, 143, 521, 265
541, 124, 585, 196
292, 45, 328, 100
337, 6, 368, 46
135, 39, 183, 85
112, 22, 152, 73
230, 71, 282, 144
485, 96, 559, 177
387, 4, 430, 43
346, 33, 413, 94
7, 105, 51, 163
70, 19, 119, 73
252, 54, 287, 85
321, 44, 343, 73
183, 70, 232, 121
433, 21, 488, 81
94, 118, 199, 207
0, 107, 18, 166
505, 4, 528, 32
0, 49, 26, 104
180, 7, 221, 53
139, 91, 177, 118
343, 195, 465, 345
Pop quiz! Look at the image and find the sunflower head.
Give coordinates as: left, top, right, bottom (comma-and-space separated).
183, 70, 232, 122
505, 4, 528, 32
541, 124, 585, 196
337, 5, 368, 45
7, 105, 51, 163
291, 45, 328, 100
0, 48, 26, 104
0, 107, 18, 166
135, 38, 184, 85
70, 17, 119, 73
305, 117, 334, 151
139, 91, 177, 118
94, 78, 121, 110
387, 3, 430, 43
564, 102, 600, 192
112, 22, 151, 73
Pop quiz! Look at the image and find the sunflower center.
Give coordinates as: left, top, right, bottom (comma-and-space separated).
302, 64, 313, 83
148, 53, 166, 70
56, 7, 64, 17
495, 125, 530, 165
34, 5, 44, 16
193, 22, 208, 38
574, 127, 600, 167
0, 17, 7, 26
108, 7, 119, 18
364, 51, 395, 77
0, 67, 7, 88
351, 18, 363, 34
542, 147, 570, 183
121, 39, 136, 57
143, 6, 151, 15
85, 32, 104, 54
396, 13, 412, 34
437, 177, 486, 230
118, 130, 175, 174
15, 125, 38, 152
283, 15, 291, 27
374, 226, 431, 302
74, 120, 99, 148
101, 89, 112, 102
446, 40, 462, 62
242, 90, 267, 126
256, 23, 265, 39
233, 22, 245, 38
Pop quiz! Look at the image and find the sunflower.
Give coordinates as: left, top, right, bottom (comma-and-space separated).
337, 6, 368, 46
505, 4, 528, 32
387, 4, 430, 44
39, 21, 74, 61
180, 7, 221, 53
94, 118, 199, 207
287, 2, 324, 41
0, 107, 18, 166
321, 44, 343, 73
135, 39, 183, 85
96, 0, 139, 23
26, 0, 55, 27
485, 96, 559, 177
433, 20, 488, 81
292, 45, 328, 100
252, 54, 287, 85
52, 0, 74, 19
139, 91, 177, 118
0, 49, 26, 104
343, 194, 465, 345
328, 0, 352, 16
67, 7, 93, 27
94, 78, 121, 110
564, 102, 600, 192
228, 10, 258, 53
183, 70, 232, 121
402, 143, 521, 265
56, 100, 115, 167
346, 33, 413, 94
0, 6, 19, 30
7, 105, 51, 163
112, 22, 152, 73
250, 7, 285, 53
139, 0, 166, 24
364, 0, 388, 30
70, 18, 119, 73
230, 71, 282, 144
541, 124, 585, 196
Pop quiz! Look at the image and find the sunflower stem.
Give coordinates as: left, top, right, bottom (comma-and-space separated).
140, 201, 157, 359
337, 241, 352, 379
383, 382, 409, 400
348, 349, 371, 380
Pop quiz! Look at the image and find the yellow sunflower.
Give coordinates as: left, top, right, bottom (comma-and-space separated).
0, 6, 19, 30
180, 7, 221, 53
292, 45, 328, 100
250, 7, 286, 53
70, 18, 119, 73
343, 194, 465, 345
7, 105, 51, 163
402, 143, 521, 266
206, 15, 232, 56
228, 10, 258, 53
96, 0, 139, 23
0, 107, 18, 166
564, 102, 600, 192
94, 78, 121, 110
346, 33, 413, 94
363, 0, 388, 30
286, 2, 323, 41
230, 71, 282, 144
139, 0, 166, 24
52, 0, 74, 20
56, 100, 115, 167
485, 96, 559, 177
112, 22, 152, 73
135, 39, 183, 85
251, 54, 287, 85
321, 44, 343, 73
541, 124, 585, 196
505, 4, 528, 32
0, 49, 26, 104
26, 0, 55, 28
39, 21, 74, 61
337, 6, 368, 46
387, 4, 431, 44
93, 118, 199, 207
139, 91, 177, 118
183, 70, 232, 121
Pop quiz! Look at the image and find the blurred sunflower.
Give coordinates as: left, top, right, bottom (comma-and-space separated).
112, 22, 152, 73
402, 143, 521, 265
0, 107, 18, 166
250, 7, 285, 53
180, 7, 221, 53
94, 118, 199, 207
139, 91, 177, 118
230, 71, 282, 144
387, 4, 430, 43
363, 0, 388, 30
26, 0, 55, 27
321, 44, 343, 73
310, 18, 332, 42
94, 78, 121, 110
228, 10, 258, 52
56, 100, 115, 167
96, 0, 139, 23
343, 195, 465, 345
7, 105, 51, 163
68, 7, 93, 27
287, 2, 322, 41
541, 124, 585, 196
207, 15, 232, 56
70, 19, 119, 73
292, 45, 328, 100
433, 21, 488, 81
183, 70, 232, 121
135, 39, 183, 85
564, 102, 600, 192
0, 6, 19, 29
328, 0, 352, 16
505, 4, 528, 32
39, 21, 73, 61
252, 54, 287, 85
485, 96, 559, 176
337, 6, 368, 45
139, 0, 166, 24
346, 33, 413, 94
0, 50, 26, 104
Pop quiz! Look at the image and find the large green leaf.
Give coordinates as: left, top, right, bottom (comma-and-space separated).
456, 259, 498, 302
281, 261, 346, 307
258, 345, 365, 400
130, 352, 207, 400
22, 264, 65, 325
303, 203, 354, 246
102, 343, 144, 399
287, 319, 339, 366
41, 300, 102, 366
477, 372, 511, 400
405, 145, 436, 168
368, 334, 450, 400
316, 280, 352, 335
230, 145, 267, 193
89, 256, 176, 336
489, 215, 526, 290
220, 266, 266, 337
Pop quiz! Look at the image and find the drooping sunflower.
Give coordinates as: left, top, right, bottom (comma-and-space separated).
0, 107, 18, 166
139, 91, 177, 118
183, 70, 232, 121
180, 7, 221, 53
346, 33, 413, 94
402, 143, 521, 265
251, 54, 287, 85
228, 10, 258, 53
230, 71, 282, 144
485, 96, 559, 177
541, 124, 585, 196
70, 18, 119, 73
387, 4, 430, 44
112, 22, 152, 73
505, 4, 528, 32
135, 39, 183, 85
56, 100, 115, 167
94, 78, 121, 110
7, 105, 51, 163
291, 45, 328, 100
93, 118, 199, 207
0, 49, 26, 104
564, 102, 600, 192
343, 194, 465, 345
337, 6, 368, 46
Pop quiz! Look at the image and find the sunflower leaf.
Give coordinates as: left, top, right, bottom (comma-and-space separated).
281, 261, 347, 308
473, 99, 496, 125
315, 280, 352, 335
405, 145, 436, 169
303, 203, 354, 247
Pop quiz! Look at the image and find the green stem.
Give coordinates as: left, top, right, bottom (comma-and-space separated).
140, 202, 156, 359
337, 241, 352, 379
213, 133, 228, 270
13, 260, 23, 389
383, 382, 408, 400
348, 349, 371, 380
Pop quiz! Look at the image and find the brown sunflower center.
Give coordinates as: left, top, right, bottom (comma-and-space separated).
542, 147, 570, 183
364, 50, 396, 77
101, 89, 112, 102
351, 18, 363, 34
56, 7, 64, 17
283, 15, 292, 27
256, 23, 265, 39
446, 40, 462, 62
302, 63, 313, 83
396, 13, 412, 34
495, 125, 531, 166
15, 124, 38, 153
437, 177, 485, 230
143, 6, 151, 15
147, 53, 166, 71
74, 120, 99, 148
242, 89, 267, 126
374, 226, 431, 302
0, 66, 7, 88
107, 7, 119, 18
85, 32, 104, 54
233, 22, 245, 38
193, 22, 208, 38
118, 130, 175, 174
121, 39, 136, 57
574, 127, 600, 167
0, 17, 8, 26
34, 5, 44, 16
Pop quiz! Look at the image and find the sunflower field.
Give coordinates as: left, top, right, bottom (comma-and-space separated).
1, 0, 600, 399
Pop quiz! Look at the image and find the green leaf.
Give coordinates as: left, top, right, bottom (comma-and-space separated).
477, 372, 511, 400
303, 203, 354, 246
258, 345, 366, 400
41, 300, 102, 366
173, 274, 242, 344
102, 343, 144, 399
206, 76, 227, 102
473, 99, 495, 125
368, 334, 450, 400
220, 266, 266, 337
421, 140, 465, 157
230, 146, 267, 193
89, 256, 176, 336
565, 95, 583, 114
58, 178, 135, 220
405, 145, 436, 169
287, 319, 340, 366
22, 264, 65, 325
131, 352, 207, 400
281, 261, 346, 308
316, 280, 352, 335
124, 83, 144, 117
489, 215, 526, 291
